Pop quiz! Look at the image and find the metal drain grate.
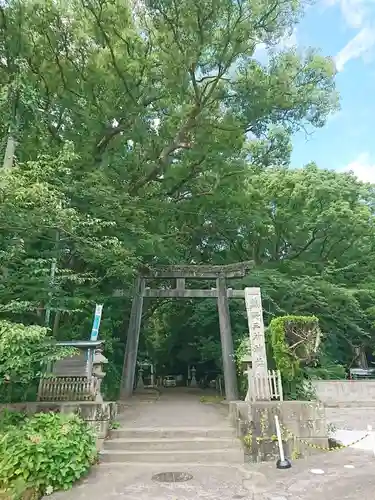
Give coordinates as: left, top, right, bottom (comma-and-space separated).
152, 472, 193, 483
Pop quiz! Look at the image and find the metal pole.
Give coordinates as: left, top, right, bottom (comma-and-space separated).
275, 415, 285, 462
275, 415, 291, 469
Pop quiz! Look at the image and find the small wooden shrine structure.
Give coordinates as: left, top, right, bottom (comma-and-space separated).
38, 340, 108, 402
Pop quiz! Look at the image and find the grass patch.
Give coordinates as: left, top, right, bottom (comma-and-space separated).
199, 395, 225, 404
109, 420, 121, 430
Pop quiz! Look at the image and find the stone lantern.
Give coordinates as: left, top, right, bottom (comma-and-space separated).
93, 346, 108, 403
241, 353, 252, 374
137, 365, 145, 390
190, 366, 198, 387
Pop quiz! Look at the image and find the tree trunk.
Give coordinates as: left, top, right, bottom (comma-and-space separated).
2, 131, 16, 171
53, 309, 61, 338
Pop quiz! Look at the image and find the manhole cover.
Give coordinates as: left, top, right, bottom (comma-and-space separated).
152, 472, 193, 483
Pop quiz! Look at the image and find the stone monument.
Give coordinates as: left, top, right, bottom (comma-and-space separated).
227, 287, 329, 463
244, 287, 270, 400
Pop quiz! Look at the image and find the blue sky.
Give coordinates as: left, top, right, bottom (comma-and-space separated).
290, 0, 375, 181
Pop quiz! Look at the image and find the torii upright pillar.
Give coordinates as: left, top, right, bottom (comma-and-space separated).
217, 276, 238, 402
120, 277, 145, 399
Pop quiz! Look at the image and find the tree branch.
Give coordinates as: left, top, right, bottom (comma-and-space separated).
83, 1, 137, 106
287, 227, 320, 260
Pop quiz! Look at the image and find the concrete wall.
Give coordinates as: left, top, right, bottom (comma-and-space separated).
311, 380, 375, 406
229, 400, 328, 462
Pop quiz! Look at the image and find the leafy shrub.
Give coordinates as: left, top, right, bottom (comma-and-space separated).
0, 320, 76, 385
0, 412, 97, 497
0, 320, 76, 403
235, 336, 250, 399
304, 363, 346, 380
267, 315, 321, 381
0, 410, 27, 432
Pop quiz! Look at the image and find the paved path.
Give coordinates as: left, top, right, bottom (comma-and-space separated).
325, 406, 375, 452
246, 448, 375, 500
117, 388, 230, 429
326, 406, 375, 430
48, 392, 375, 499
49, 448, 375, 500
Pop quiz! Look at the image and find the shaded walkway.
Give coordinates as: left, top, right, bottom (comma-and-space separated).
117, 388, 231, 429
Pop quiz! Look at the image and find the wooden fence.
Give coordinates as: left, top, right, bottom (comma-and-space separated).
38, 376, 98, 402
245, 369, 283, 402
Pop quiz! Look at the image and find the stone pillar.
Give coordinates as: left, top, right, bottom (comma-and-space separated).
217, 276, 238, 401
190, 366, 198, 387
244, 287, 270, 399
120, 276, 145, 399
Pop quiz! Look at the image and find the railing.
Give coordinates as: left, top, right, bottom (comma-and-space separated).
37, 376, 98, 402
245, 369, 283, 402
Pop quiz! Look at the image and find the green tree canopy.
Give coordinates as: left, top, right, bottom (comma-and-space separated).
2, 0, 373, 399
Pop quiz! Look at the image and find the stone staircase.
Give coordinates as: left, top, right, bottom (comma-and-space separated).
100, 426, 244, 466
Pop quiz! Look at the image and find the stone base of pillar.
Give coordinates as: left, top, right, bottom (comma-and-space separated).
231, 400, 328, 462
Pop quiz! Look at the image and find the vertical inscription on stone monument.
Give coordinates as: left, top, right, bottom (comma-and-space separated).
244, 287, 270, 399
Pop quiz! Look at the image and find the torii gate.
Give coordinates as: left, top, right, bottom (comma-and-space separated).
119, 261, 269, 402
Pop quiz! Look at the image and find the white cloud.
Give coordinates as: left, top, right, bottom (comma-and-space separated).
340, 152, 375, 183
327, 0, 375, 71
325, 0, 367, 28
334, 26, 375, 71
253, 43, 268, 63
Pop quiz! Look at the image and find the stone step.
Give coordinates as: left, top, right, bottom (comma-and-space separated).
99, 461, 241, 468
111, 427, 235, 440
100, 448, 243, 464
105, 437, 239, 451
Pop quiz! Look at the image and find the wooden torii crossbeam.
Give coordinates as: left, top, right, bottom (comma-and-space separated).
139, 261, 253, 279
120, 261, 253, 401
